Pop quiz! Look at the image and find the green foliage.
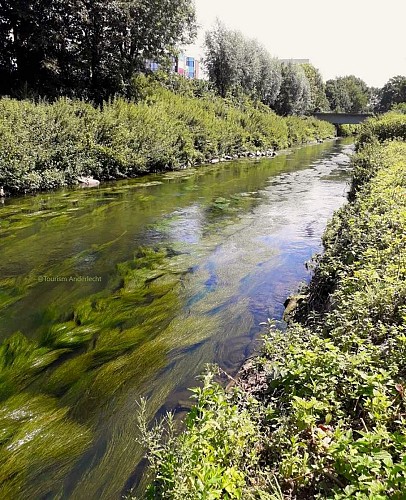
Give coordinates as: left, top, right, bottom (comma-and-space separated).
301, 63, 330, 113
273, 63, 311, 116
204, 21, 282, 104
136, 368, 270, 500
357, 112, 406, 150
378, 76, 406, 112
336, 124, 360, 137
326, 75, 370, 113
391, 102, 406, 114
0, 0, 196, 101
142, 115, 406, 498
0, 82, 335, 194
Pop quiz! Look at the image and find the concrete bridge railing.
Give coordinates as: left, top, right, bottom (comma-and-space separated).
313, 112, 374, 125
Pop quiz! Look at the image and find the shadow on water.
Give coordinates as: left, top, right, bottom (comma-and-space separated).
0, 139, 354, 499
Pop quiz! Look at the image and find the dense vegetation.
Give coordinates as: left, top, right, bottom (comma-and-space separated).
0, 76, 335, 195
0, 0, 196, 101
1, 1, 405, 116
204, 22, 318, 115
325, 76, 370, 113
378, 76, 406, 112
138, 113, 406, 498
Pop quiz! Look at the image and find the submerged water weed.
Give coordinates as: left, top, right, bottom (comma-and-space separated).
0, 244, 194, 496
0, 394, 91, 499
207, 194, 258, 217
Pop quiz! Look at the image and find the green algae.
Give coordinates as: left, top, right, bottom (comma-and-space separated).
0, 394, 92, 499
0, 139, 353, 498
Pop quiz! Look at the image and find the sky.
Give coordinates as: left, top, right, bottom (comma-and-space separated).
188, 0, 406, 88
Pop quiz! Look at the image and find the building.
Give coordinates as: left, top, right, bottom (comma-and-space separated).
146, 54, 200, 79
174, 54, 200, 79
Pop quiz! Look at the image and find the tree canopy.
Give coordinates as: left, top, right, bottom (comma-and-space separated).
301, 63, 329, 113
0, 0, 196, 101
204, 21, 281, 104
273, 63, 311, 116
204, 23, 331, 116
378, 76, 406, 112
325, 75, 369, 113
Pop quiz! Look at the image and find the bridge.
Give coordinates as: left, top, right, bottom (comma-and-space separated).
313, 112, 374, 125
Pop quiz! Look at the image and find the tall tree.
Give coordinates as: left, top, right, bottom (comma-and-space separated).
255, 48, 282, 107
326, 75, 369, 113
368, 87, 380, 112
204, 21, 245, 98
325, 78, 351, 112
0, 1, 52, 96
204, 21, 282, 105
0, 0, 196, 100
378, 75, 406, 112
273, 62, 311, 116
301, 63, 329, 113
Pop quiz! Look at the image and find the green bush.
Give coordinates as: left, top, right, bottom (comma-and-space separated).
357, 112, 406, 149
0, 78, 335, 195
137, 368, 268, 500
337, 124, 360, 137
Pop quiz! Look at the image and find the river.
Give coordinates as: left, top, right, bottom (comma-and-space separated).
0, 138, 353, 499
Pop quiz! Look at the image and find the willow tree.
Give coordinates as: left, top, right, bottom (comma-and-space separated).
255, 48, 282, 107
204, 21, 244, 98
273, 63, 311, 116
301, 63, 329, 113
204, 21, 282, 104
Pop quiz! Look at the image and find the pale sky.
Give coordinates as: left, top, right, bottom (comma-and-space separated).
188, 0, 406, 88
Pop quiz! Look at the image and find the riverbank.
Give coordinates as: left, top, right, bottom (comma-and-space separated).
0, 139, 353, 498
139, 112, 406, 498
0, 77, 335, 196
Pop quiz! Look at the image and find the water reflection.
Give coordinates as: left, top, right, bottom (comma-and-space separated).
0, 139, 353, 499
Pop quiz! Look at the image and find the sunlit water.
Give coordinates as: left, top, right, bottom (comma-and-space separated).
0, 139, 353, 499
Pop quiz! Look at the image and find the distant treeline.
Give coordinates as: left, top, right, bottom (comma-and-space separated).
0, 75, 335, 195
205, 21, 406, 115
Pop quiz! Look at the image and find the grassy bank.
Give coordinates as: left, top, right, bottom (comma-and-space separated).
0, 77, 334, 195
139, 113, 406, 498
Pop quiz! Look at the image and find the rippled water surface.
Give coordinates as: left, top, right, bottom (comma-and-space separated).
0, 139, 353, 499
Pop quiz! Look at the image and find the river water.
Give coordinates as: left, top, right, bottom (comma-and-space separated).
0, 139, 353, 499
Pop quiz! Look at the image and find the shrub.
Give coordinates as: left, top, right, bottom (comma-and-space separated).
357, 112, 406, 148
0, 79, 335, 195
137, 368, 267, 500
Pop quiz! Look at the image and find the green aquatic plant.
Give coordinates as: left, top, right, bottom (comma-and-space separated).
140, 129, 406, 497
0, 393, 92, 499
0, 332, 71, 400
39, 322, 98, 349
